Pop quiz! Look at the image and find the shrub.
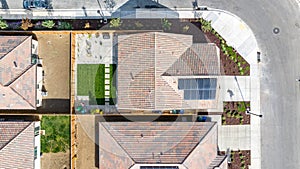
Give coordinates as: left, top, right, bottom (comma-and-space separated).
9, 21, 21, 30
135, 21, 143, 28
42, 20, 55, 29
182, 25, 190, 32
57, 21, 72, 30
161, 18, 172, 31
84, 22, 90, 29
0, 17, 8, 29
199, 18, 212, 33
109, 18, 122, 28
21, 17, 34, 30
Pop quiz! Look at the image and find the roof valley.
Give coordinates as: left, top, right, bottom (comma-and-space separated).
5, 64, 34, 86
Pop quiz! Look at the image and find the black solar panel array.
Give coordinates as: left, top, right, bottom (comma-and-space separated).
140, 166, 179, 169
178, 78, 217, 100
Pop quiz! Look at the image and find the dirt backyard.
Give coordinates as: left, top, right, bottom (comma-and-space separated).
41, 151, 70, 169
33, 31, 71, 113
75, 115, 98, 169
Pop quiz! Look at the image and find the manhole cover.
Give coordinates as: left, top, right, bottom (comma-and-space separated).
273, 27, 280, 34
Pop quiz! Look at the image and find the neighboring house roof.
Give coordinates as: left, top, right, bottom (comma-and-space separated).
99, 122, 227, 169
117, 32, 220, 110
0, 121, 35, 169
0, 36, 37, 110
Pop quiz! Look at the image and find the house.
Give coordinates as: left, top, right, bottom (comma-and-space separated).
99, 121, 227, 169
0, 120, 41, 169
0, 35, 43, 110
117, 32, 220, 111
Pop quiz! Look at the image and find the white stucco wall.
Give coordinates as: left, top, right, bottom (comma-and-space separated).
34, 121, 41, 169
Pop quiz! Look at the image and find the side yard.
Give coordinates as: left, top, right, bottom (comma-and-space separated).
34, 32, 70, 113
41, 115, 70, 169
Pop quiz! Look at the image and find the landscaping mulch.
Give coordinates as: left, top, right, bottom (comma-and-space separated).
222, 102, 250, 125
205, 31, 250, 76
220, 150, 251, 169
101, 19, 208, 43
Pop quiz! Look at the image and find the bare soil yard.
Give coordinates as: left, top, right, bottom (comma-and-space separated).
41, 151, 70, 169
75, 116, 98, 169
34, 32, 71, 113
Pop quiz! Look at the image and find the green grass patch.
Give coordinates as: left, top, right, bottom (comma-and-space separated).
41, 116, 70, 153
110, 64, 117, 105
77, 64, 105, 105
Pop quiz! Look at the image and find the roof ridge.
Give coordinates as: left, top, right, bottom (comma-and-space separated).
0, 36, 30, 60
100, 123, 136, 162
9, 82, 35, 108
5, 64, 34, 86
181, 122, 217, 164
0, 122, 32, 151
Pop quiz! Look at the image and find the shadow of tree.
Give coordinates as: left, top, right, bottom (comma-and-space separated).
0, 0, 9, 9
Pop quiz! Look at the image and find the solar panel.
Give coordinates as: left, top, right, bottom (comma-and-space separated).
191, 90, 197, 99
184, 79, 190, 89
190, 80, 197, 89
210, 78, 217, 88
184, 90, 191, 100
178, 79, 184, 89
197, 79, 204, 89
178, 78, 217, 100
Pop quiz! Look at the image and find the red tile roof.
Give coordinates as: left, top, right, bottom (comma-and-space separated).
99, 122, 220, 168
0, 36, 37, 110
117, 32, 220, 110
0, 121, 35, 169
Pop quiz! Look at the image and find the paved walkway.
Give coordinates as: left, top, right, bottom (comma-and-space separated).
219, 76, 251, 102
75, 32, 114, 64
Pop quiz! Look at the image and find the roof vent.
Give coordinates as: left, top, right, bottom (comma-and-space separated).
13, 61, 17, 67
130, 72, 134, 80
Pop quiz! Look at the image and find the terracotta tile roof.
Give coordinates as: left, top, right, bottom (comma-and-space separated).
100, 122, 217, 167
164, 44, 220, 76
0, 121, 31, 149
117, 32, 219, 110
0, 36, 28, 59
0, 121, 35, 169
0, 36, 36, 110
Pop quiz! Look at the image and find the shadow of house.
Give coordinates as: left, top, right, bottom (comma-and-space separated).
37, 99, 70, 113
111, 0, 179, 18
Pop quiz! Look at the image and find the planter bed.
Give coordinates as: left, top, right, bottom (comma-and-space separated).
4, 19, 108, 30
220, 150, 251, 169
190, 19, 250, 76
222, 101, 250, 125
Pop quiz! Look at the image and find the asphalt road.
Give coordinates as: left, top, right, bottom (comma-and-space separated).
197, 0, 300, 168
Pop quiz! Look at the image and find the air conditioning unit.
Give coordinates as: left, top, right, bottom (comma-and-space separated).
40, 130, 46, 135
32, 40, 39, 55
41, 91, 48, 96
